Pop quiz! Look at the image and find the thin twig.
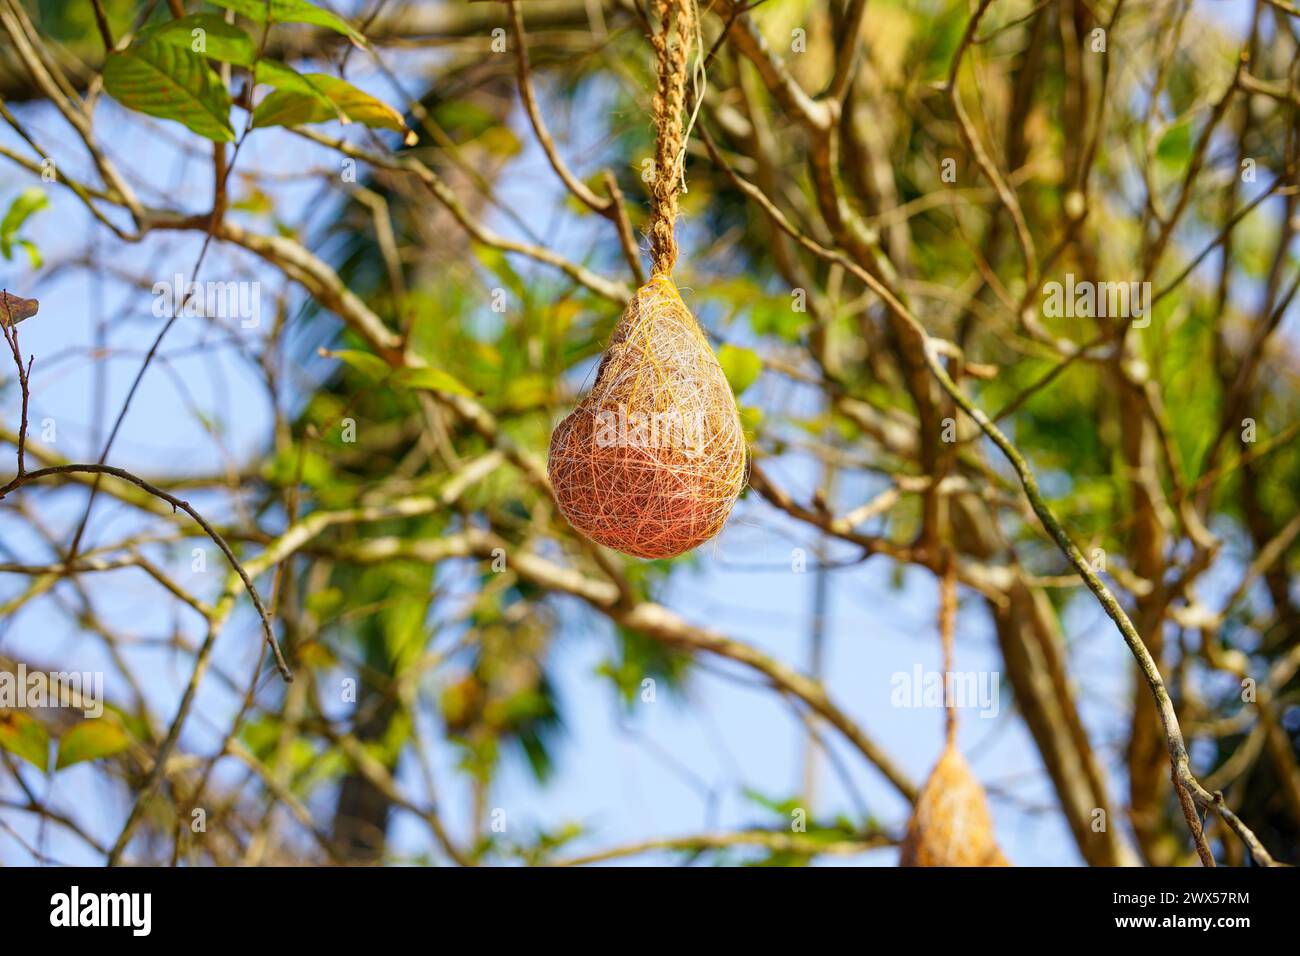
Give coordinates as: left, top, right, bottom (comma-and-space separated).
0, 464, 291, 681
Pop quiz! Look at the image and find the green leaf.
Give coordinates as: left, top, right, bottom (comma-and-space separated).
741, 787, 803, 818
395, 366, 475, 397
472, 246, 526, 300
718, 343, 763, 396
0, 188, 48, 262
324, 348, 392, 381
55, 720, 131, 770
17, 239, 40, 270
208, 0, 365, 45
231, 185, 273, 215
252, 72, 415, 143
104, 38, 234, 141
253, 60, 343, 118
321, 349, 473, 397
305, 586, 343, 618
140, 13, 256, 66
0, 711, 49, 771
1155, 121, 1191, 167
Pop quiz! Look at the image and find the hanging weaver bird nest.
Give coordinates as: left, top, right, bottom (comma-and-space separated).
546, 0, 746, 559
900, 557, 1010, 866
547, 275, 747, 559
899, 740, 1010, 867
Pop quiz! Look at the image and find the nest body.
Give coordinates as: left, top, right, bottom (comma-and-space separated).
548, 275, 747, 559
899, 742, 1010, 867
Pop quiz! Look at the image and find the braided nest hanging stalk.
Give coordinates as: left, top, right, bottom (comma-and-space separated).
900, 555, 1011, 866
548, 0, 747, 559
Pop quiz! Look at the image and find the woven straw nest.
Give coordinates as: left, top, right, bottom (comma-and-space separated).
899, 742, 1010, 867
548, 275, 747, 559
